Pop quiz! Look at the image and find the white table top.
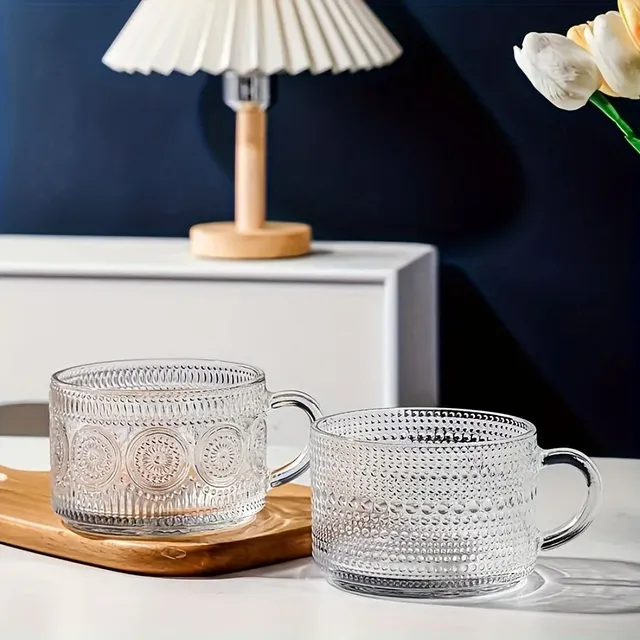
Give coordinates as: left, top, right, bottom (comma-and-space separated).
1, 437, 639, 639
0, 235, 435, 282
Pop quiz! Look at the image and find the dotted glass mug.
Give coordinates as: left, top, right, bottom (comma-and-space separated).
311, 408, 603, 599
49, 359, 322, 536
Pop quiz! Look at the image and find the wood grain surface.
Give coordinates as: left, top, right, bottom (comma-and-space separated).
189, 220, 312, 259
0, 465, 311, 576
235, 103, 267, 233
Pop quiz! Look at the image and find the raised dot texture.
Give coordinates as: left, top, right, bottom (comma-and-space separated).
311, 408, 539, 598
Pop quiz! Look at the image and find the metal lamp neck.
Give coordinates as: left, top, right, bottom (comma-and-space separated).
223, 72, 272, 111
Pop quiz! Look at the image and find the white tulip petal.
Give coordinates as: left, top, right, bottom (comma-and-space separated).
584, 11, 640, 99
514, 32, 601, 110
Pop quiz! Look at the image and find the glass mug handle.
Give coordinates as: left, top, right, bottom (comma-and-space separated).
540, 447, 603, 551
267, 390, 322, 488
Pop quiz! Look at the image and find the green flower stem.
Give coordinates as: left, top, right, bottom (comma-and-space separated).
590, 91, 634, 136
625, 136, 640, 154
589, 91, 640, 155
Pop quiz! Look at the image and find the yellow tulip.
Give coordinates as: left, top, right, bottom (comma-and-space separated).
619, 0, 640, 50
567, 12, 640, 99
567, 23, 619, 96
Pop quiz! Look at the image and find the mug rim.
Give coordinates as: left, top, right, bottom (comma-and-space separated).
50, 358, 266, 395
311, 407, 537, 447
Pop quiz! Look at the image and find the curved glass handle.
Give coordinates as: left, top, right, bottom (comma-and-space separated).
267, 390, 322, 488
540, 447, 603, 551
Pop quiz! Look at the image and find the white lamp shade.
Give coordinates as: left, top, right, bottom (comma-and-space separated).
102, 0, 402, 76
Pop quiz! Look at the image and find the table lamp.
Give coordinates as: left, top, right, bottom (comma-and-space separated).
103, 0, 403, 259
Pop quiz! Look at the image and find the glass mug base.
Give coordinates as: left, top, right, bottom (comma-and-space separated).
323, 568, 529, 600
55, 499, 263, 537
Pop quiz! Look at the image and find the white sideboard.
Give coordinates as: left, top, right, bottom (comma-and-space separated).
0, 235, 438, 445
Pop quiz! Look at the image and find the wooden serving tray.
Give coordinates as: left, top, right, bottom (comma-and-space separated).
0, 465, 311, 576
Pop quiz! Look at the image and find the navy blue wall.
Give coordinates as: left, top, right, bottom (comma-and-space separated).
0, 1, 635, 455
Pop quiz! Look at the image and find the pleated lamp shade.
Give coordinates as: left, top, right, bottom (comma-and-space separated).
103, 0, 403, 76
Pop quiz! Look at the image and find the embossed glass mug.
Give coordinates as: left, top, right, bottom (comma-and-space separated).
49, 358, 322, 536
310, 408, 602, 598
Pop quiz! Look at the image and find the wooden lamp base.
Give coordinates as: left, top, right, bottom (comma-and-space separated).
191, 100, 311, 260
189, 221, 312, 260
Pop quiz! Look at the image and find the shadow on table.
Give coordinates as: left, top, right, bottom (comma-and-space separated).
0, 402, 49, 437
446, 557, 640, 615
230, 556, 640, 615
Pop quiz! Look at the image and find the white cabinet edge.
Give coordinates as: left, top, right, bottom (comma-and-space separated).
0, 235, 437, 283
381, 248, 439, 407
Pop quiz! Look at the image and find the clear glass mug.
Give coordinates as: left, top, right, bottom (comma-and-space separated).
49, 358, 322, 536
310, 408, 602, 598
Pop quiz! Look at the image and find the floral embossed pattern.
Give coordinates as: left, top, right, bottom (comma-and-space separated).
249, 417, 267, 475
127, 429, 190, 492
196, 425, 245, 487
49, 359, 272, 536
310, 409, 541, 598
71, 426, 120, 489
50, 418, 69, 482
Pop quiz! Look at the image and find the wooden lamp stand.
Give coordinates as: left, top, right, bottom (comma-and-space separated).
189, 73, 311, 260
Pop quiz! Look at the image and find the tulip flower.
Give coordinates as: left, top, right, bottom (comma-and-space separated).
619, 0, 640, 50
514, 30, 640, 156
579, 12, 640, 99
513, 32, 602, 110
567, 23, 619, 96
